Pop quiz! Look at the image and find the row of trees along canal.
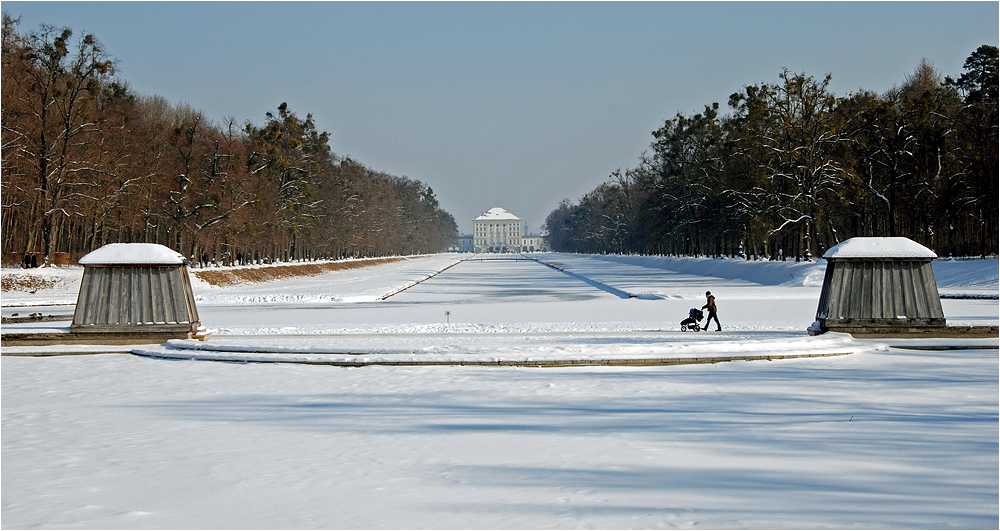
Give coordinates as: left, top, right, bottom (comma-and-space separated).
544, 47, 998, 260
1, 15, 458, 267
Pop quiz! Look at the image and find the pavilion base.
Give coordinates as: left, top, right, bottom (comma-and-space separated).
814, 325, 998, 339
1, 329, 211, 347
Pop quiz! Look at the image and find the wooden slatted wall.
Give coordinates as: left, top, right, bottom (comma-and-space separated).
816, 259, 945, 328
71, 266, 200, 333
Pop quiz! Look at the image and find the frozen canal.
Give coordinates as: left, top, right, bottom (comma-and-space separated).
191, 254, 837, 334
2, 253, 998, 528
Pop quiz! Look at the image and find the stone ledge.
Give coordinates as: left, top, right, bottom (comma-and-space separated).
2, 330, 206, 347
841, 326, 998, 339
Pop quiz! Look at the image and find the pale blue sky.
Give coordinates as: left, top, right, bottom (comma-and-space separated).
4, 1, 998, 232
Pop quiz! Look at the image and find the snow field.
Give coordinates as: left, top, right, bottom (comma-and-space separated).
2, 347, 996, 529
2, 251, 997, 528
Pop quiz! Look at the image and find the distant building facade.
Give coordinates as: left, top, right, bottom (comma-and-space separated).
473, 207, 525, 253
448, 234, 474, 253
522, 234, 548, 252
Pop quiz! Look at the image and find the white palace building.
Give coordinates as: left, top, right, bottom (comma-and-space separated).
469, 207, 547, 253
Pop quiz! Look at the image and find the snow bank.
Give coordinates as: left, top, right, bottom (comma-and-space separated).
585, 252, 997, 297
583, 253, 828, 287
933, 257, 1000, 298
0, 267, 82, 307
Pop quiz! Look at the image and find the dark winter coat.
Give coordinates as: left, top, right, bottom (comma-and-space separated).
702, 295, 717, 313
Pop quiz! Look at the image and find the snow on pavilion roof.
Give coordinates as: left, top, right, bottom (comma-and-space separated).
474, 207, 522, 221
822, 237, 937, 260
79, 243, 187, 265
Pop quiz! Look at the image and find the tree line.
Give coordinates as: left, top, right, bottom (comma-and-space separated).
1, 15, 458, 267
545, 47, 998, 260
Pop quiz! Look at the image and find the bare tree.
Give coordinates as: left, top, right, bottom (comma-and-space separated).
3, 21, 115, 264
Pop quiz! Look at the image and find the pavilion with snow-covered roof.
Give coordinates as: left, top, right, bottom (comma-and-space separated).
71, 243, 206, 340
812, 237, 946, 335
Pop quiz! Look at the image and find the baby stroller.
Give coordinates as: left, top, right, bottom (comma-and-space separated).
680, 308, 704, 332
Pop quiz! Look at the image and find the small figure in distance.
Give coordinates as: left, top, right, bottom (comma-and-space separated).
702, 291, 721, 331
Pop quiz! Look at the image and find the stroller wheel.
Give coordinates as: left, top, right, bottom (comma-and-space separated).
693, 324, 701, 331
681, 324, 688, 332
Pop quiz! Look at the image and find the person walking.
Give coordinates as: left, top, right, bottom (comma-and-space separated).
702, 291, 721, 331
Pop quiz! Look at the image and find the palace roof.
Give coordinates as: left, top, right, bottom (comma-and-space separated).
474, 207, 521, 221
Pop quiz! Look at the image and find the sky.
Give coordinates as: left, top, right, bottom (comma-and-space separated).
3, 2, 997, 233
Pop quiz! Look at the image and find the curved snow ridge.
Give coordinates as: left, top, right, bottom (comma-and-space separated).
129, 334, 880, 365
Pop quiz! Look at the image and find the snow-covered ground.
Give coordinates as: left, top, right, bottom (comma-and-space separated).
2, 252, 998, 528
3, 348, 997, 529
